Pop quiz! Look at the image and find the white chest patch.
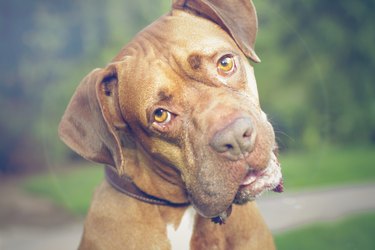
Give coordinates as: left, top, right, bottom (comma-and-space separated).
167, 206, 196, 250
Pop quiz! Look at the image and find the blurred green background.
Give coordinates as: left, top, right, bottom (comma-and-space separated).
1, 0, 375, 249
1, 0, 374, 174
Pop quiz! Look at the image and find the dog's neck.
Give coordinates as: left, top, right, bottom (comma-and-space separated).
105, 165, 190, 207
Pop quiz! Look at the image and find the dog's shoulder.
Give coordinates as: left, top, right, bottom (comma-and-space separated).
80, 181, 173, 249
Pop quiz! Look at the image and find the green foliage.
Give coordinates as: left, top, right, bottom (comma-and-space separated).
254, 0, 375, 148
275, 212, 375, 250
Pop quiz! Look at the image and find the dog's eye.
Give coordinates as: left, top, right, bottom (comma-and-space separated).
153, 109, 172, 124
217, 55, 236, 76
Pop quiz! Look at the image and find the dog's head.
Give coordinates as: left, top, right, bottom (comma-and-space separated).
59, 0, 282, 219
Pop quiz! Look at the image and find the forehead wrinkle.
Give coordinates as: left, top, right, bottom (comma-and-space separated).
157, 89, 174, 103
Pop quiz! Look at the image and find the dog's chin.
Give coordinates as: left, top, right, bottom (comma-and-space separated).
234, 152, 283, 205
190, 151, 283, 220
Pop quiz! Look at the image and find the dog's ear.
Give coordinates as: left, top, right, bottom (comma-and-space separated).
173, 0, 261, 62
59, 63, 129, 173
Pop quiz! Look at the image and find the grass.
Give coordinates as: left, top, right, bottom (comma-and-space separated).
275, 212, 375, 250
23, 145, 375, 215
23, 163, 104, 215
280, 145, 375, 190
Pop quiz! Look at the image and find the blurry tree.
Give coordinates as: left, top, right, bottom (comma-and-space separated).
254, 0, 375, 149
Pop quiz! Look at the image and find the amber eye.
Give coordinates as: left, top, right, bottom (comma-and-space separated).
217, 55, 235, 75
153, 109, 171, 124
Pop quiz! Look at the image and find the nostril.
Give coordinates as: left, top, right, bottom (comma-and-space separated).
243, 129, 252, 138
243, 121, 254, 135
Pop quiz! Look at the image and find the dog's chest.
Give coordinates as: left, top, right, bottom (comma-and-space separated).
166, 206, 196, 250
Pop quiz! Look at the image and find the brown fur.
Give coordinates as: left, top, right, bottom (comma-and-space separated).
59, 1, 279, 249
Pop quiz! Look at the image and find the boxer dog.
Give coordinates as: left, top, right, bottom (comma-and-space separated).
59, 0, 283, 249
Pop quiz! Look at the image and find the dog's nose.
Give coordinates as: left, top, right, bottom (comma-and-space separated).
210, 117, 255, 160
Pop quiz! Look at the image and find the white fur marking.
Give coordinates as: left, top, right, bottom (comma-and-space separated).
244, 61, 259, 100
167, 206, 196, 250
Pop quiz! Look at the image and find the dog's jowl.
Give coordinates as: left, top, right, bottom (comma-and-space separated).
59, 0, 283, 249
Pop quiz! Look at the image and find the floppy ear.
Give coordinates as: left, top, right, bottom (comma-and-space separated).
59, 63, 130, 174
173, 0, 261, 62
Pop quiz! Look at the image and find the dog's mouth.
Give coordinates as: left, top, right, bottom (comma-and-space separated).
210, 151, 283, 224
234, 151, 283, 204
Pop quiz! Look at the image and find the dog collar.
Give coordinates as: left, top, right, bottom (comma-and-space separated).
105, 166, 191, 207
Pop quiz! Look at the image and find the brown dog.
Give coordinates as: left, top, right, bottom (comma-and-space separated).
59, 0, 283, 249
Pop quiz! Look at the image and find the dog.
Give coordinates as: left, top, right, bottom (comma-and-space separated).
59, 0, 283, 249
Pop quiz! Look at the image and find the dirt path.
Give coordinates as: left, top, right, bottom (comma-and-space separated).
257, 183, 375, 233
0, 177, 83, 250
1, 180, 375, 250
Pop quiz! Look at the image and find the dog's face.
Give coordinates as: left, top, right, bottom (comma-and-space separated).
59, 0, 282, 219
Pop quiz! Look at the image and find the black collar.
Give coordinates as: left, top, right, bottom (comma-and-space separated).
105, 165, 191, 207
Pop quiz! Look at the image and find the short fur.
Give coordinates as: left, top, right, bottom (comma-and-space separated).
59, 0, 282, 249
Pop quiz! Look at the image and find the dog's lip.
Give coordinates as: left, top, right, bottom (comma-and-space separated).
240, 169, 260, 186
239, 152, 282, 195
